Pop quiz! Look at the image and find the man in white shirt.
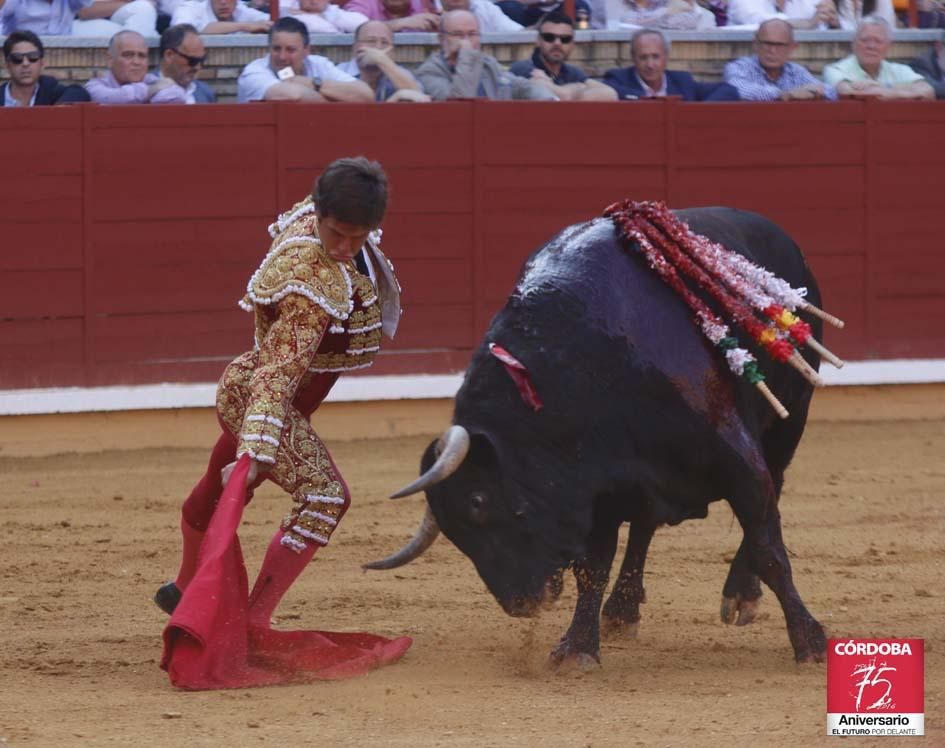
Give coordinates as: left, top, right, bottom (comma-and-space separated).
237, 16, 374, 102
282, 0, 368, 33
824, 16, 935, 99
171, 0, 271, 33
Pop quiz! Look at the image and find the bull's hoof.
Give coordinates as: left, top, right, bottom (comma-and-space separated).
600, 615, 640, 641
548, 639, 601, 672
720, 595, 762, 626
792, 617, 827, 664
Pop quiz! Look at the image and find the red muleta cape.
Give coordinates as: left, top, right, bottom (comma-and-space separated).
161, 456, 412, 689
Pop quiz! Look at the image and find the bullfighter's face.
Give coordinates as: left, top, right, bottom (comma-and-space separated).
317, 215, 372, 263
421, 435, 568, 617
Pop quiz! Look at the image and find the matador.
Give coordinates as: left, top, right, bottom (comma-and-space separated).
155, 157, 401, 632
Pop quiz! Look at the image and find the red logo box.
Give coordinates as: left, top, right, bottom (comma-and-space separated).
827, 639, 924, 737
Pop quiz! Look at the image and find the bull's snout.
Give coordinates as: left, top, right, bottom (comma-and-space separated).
501, 572, 564, 617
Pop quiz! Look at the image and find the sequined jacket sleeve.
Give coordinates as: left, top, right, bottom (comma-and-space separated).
237, 294, 329, 464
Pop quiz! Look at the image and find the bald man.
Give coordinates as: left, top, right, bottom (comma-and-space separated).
338, 20, 429, 101
416, 10, 555, 100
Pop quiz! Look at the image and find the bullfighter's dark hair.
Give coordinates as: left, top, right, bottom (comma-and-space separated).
313, 157, 389, 229
160, 24, 200, 57
269, 16, 310, 47
537, 10, 575, 28
4, 30, 44, 59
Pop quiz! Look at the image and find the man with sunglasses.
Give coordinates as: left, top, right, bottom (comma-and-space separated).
723, 19, 836, 101
509, 10, 615, 101
1, 31, 90, 107
150, 23, 217, 103
416, 10, 556, 100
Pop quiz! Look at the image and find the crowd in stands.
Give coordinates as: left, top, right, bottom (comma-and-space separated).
4, 0, 945, 37
2, 2, 944, 107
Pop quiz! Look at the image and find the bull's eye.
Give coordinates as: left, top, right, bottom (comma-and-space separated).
469, 493, 488, 524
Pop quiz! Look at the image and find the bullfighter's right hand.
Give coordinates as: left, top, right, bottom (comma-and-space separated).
221, 458, 259, 488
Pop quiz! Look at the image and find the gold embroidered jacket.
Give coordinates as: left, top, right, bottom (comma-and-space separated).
225, 197, 392, 465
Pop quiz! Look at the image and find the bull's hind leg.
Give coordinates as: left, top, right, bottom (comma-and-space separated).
729, 479, 826, 663
601, 520, 656, 639
721, 385, 815, 627
720, 538, 763, 626
549, 517, 619, 670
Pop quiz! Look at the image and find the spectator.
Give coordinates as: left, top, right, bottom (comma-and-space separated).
1, 0, 87, 35
338, 20, 430, 101
823, 16, 935, 98
150, 23, 216, 103
1, 30, 90, 106
1, 0, 155, 36
592, 0, 716, 29
822, 0, 896, 29
237, 16, 374, 102
895, 0, 945, 28
171, 0, 271, 33
282, 0, 368, 33
72, 0, 158, 36
500, 0, 591, 28
727, 0, 834, 27
908, 31, 945, 97
724, 18, 837, 99
416, 10, 557, 99
342, 0, 441, 31
438, 0, 523, 31
603, 28, 739, 100
87, 30, 159, 103
509, 11, 616, 100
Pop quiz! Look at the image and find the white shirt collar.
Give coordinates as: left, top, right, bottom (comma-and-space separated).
4, 81, 39, 107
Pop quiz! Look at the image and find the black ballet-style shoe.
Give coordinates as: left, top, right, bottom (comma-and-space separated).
154, 582, 182, 615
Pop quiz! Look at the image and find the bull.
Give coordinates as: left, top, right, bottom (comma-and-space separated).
367, 207, 828, 668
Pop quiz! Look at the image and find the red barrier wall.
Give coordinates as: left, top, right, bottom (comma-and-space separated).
3, 100, 945, 390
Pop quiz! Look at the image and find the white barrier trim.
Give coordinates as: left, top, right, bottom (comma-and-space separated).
0, 374, 465, 416
1, 360, 944, 416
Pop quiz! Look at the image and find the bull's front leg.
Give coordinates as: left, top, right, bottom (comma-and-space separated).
601, 520, 657, 639
549, 518, 619, 671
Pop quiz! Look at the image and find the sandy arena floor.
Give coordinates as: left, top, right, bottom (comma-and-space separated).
0, 387, 943, 747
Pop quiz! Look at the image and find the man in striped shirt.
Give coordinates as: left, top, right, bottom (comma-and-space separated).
723, 18, 837, 100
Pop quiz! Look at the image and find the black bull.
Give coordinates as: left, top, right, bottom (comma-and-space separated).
368, 208, 828, 667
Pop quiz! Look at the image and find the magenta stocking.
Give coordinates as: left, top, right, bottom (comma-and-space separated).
247, 531, 319, 628
174, 519, 206, 591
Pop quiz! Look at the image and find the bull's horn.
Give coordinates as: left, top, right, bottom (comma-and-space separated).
389, 425, 470, 499
362, 505, 440, 570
